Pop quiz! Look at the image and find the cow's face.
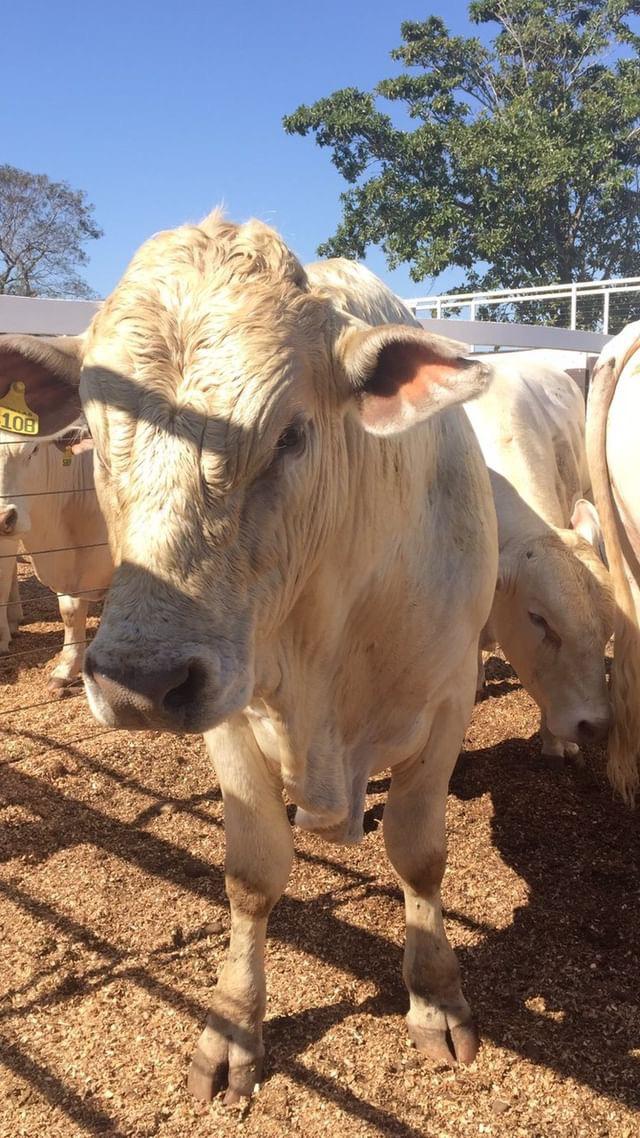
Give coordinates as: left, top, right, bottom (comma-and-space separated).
493, 532, 614, 745
0, 215, 490, 733
0, 437, 41, 537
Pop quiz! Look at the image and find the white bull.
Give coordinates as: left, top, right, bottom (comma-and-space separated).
0, 216, 498, 1102
0, 429, 112, 687
586, 320, 640, 803
464, 355, 613, 757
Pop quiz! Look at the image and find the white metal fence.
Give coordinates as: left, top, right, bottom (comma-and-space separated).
0, 292, 611, 357
404, 275, 640, 336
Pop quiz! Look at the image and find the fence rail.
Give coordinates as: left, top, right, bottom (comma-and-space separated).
0, 291, 612, 356
404, 275, 640, 335
0, 294, 100, 336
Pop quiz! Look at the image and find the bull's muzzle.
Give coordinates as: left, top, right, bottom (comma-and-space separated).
0, 506, 18, 536
83, 651, 209, 730
576, 715, 610, 747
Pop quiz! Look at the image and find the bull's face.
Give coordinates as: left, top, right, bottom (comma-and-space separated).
0, 438, 41, 538
81, 289, 336, 732
0, 214, 490, 734
492, 533, 614, 746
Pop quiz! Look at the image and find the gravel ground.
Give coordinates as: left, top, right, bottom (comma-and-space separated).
0, 565, 638, 1138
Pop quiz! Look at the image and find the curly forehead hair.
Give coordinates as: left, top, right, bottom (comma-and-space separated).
87, 210, 319, 361
124, 208, 308, 293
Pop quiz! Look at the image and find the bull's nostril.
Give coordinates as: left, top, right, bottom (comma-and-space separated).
578, 717, 609, 744
0, 507, 18, 534
163, 662, 207, 714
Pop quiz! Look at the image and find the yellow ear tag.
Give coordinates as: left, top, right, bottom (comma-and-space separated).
0, 382, 39, 436
62, 445, 73, 466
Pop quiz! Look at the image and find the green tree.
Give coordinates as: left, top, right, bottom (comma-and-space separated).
284, 2, 640, 325
0, 164, 102, 299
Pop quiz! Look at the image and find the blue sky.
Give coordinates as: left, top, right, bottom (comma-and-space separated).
3, 1, 477, 301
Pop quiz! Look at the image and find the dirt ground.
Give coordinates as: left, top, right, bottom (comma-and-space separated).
0, 564, 638, 1138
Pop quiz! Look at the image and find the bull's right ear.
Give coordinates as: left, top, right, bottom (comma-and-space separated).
337, 322, 490, 436
0, 334, 84, 437
571, 498, 608, 565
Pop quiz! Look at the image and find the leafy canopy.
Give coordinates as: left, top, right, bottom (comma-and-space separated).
0, 164, 102, 298
284, 1, 640, 295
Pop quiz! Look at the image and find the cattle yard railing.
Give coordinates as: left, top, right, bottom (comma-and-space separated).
0, 294, 100, 336
403, 275, 640, 336
0, 294, 611, 406
0, 292, 611, 354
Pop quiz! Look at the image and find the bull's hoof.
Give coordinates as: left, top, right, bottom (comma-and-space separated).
47, 674, 78, 695
541, 737, 581, 761
408, 1016, 479, 1067
187, 1020, 263, 1105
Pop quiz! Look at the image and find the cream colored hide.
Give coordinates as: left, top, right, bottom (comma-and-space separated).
0, 220, 497, 1102
465, 356, 613, 758
0, 561, 22, 654
0, 429, 112, 687
586, 319, 640, 803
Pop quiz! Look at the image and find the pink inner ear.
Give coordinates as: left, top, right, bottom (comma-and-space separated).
365, 341, 461, 404
401, 359, 461, 406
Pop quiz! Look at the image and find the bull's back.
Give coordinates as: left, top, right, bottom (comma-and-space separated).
606, 356, 640, 558
465, 359, 587, 528
586, 324, 640, 802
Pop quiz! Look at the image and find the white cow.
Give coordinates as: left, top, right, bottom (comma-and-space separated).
465, 354, 613, 757
0, 217, 498, 1101
586, 319, 640, 803
0, 428, 112, 687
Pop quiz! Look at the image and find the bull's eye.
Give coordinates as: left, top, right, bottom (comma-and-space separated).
528, 611, 561, 647
276, 420, 306, 457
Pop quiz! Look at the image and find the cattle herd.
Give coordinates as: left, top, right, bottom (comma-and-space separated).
0, 212, 638, 1106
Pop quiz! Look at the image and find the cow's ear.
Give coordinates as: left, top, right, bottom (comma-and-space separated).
0, 334, 84, 437
495, 547, 516, 593
571, 497, 608, 565
338, 323, 490, 436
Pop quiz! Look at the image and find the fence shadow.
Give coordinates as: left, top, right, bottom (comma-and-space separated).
2, 722, 639, 1123
449, 733, 640, 1112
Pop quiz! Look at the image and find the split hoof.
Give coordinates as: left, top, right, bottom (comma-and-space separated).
187, 1021, 263, 1104
408, 1016, 479, 1067
47, 674, 78, 694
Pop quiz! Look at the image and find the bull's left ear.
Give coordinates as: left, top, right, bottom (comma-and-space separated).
338, 323, 490, 435
0, 334, 84, 437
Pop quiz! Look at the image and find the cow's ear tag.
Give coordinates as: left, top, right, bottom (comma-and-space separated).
62, 445, 73, 466
0, 382, 39, 436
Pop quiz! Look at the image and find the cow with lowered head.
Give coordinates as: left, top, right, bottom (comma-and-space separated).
0, 213, 498, 1102
463, 354, 613, 759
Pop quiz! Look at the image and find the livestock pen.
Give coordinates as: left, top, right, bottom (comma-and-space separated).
0, 298, 638, 1138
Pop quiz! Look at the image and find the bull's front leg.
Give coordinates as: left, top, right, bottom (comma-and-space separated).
7, 562, 23, 634
475, 645, 485, 696
539, 710, 580, 760
384, 673, 479, 1067
49, 594, 89, 690
0, 549, 19, 653
188, 720, 294, 1104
